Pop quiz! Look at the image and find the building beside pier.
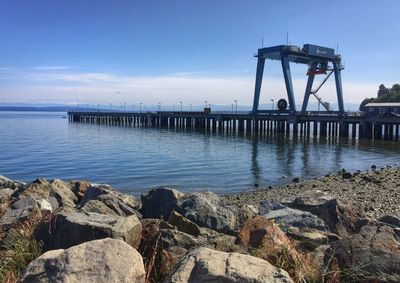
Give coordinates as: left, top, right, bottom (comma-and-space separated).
365, 103, 400, 117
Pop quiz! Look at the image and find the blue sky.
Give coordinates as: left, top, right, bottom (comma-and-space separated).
0, 0, 399, 109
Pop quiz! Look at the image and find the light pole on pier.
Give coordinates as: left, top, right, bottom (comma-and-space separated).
204, 101, 208, 108
270, 99, 274, 110
158, 102, 161, 112
140, 102, 143, 113
180, 101, 182, 113
98, 104, 100, 112
234, 100, 238, 114
110, 103, 112, 112
123, 103, 126, 112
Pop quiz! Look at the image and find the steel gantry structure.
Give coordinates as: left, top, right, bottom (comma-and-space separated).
252, 44, 345, 114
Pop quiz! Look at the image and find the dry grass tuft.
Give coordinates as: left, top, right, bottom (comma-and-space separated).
0, 222, 42, 282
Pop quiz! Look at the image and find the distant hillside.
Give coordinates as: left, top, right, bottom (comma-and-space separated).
0, 106, 73, 112
0, 106, 109, 112
360, 83, 400, 110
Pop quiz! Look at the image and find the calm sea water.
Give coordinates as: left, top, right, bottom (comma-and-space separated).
1, 111, 399, 195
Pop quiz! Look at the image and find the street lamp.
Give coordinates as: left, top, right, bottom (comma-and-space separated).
204, 101, 208, 108
158, 102, 161, 112
123, 103, 126, 112
234, 100, 238, 114
98, 104, 100, 112
180, 101, 182, 112
109, 103, 112, 112
140, 102, 143, 113
270, 99, 275, 110
231, 103, 234, 113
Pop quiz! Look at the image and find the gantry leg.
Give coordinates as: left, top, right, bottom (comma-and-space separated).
281, 54, 296, 112
333, 62, 345, 114
252, 57, 266, 113
301, 62, 318, 113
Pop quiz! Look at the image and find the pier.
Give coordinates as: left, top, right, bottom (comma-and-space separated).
67, 111, 400, 141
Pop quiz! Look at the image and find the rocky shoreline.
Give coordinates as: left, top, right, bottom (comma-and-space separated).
0, 167, 399, 282
224, 166, 400, 219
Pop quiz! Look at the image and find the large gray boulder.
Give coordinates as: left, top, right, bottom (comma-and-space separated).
140, 187, 185, 219
259, 201, 329, 231
176, 192, 238, 234
331, 223, 400, 282
21, 238, 145, 283
287, 190, 364, 236
80, 184, 141, 217
36, 210, 142, 251
164, 247, 293, 283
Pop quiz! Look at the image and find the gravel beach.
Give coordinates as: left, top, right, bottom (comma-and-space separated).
224, 166, 400, 219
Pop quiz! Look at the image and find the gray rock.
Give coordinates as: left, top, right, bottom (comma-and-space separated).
0, 188, 14, 205
168, 211, 201, 237
177, 191, 238, 235
80, 199, 118, 215
67, 179, 91, 200
14, 178, 53, 199
50, 178, 78, 208
80, 184, 141, 217
259, 201, 328, 231
0, 200, 42, 229
20, 238, 145, 283
288, 190, 364, 236
140, 187, 184, 219
198, 227, 241, 253
331, 223, 400, 282
342, 171, 352, 179
379, 215, 400, 228
161, 228, 199, 251
12, 178, 76, 209
35, 209, 142, 251
0, 175, 24, 190
164, 247, 293, 283
286, 227, 329, 250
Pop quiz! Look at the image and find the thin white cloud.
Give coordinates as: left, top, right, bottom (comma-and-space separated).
34, 66, 76, 71
0, 70, 380, 110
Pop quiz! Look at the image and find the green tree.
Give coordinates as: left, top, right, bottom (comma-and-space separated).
377, 84, 389, 97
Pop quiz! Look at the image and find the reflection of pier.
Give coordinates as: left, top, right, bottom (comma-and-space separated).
67, 111, 400, 141
68, 44, 400, 141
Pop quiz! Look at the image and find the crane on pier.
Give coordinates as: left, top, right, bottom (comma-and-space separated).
252, 44, 345, 115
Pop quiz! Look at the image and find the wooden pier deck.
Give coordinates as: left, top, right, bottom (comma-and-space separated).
67, 111, 400, 141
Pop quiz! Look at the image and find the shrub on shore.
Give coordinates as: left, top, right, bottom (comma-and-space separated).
0, 222, 42, 282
